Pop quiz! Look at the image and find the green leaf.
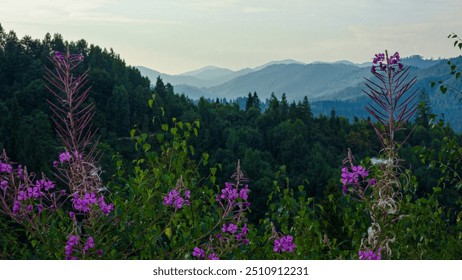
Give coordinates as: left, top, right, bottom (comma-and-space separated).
130, 129, 136, 138
161, 124, 168, 132
148, 98, 153, 108
202, 152, 209, 164
142, 143, 151, 152
165, 227, 172, 239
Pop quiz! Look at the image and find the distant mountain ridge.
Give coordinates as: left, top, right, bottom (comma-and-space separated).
136, 55, 462, 131
136, 55, 448, 101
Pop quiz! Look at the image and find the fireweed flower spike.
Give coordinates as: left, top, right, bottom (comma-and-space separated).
365, 50, 417, 159
45, 50, 102, 195
342, 51, 417, 259
46, 50, 113, 259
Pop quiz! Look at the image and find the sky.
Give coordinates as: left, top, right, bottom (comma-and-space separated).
2, 0, 462, 74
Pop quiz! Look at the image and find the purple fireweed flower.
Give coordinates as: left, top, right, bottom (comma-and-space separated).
353, 165, 369, 177
273, 235, 296, 253
359, 248, 382, 260
0, 180, 7, 191
53, 161, 59, 168
0, 163, 12, 174
274, 239, 282, 252
72, 192, 105, 213
55, 51, 64, 60
59, 151, 71, 163
69, 211, 75, 220
173, 196, 184, 209
163, 194, 173, 205
241, 224, 249, 236
43, 180, 55, 191
219, 182, 239, 202
239, 185, 249, 200
12, 200, 20, 214
340, 165, 371, 193
227, 223, 238, 235
369, 178, 376, 186
17, 165, 24, 180
342, 184, 348, 194
37, 204, 44, 213
163, 189, 188, 209
192, 247, 205, 259
26, 204, 33, 212
18, 190, 27, 201
371, 51, 403, 74
83, 236, 95, 253
98, 195, 114, 215
184, 189, 190, 199
372, 53, 385, 64
29, 186, 42, 199
341, 167, 355, 185
208, 253, 219, 260
65, 235, 80, 260
84, 192, 97, 204
36, 179, 55, 192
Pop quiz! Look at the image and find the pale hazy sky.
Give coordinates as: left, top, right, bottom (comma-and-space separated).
2, 0, 462, 74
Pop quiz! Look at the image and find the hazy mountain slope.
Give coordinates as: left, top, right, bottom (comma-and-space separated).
205, 63, 369, 100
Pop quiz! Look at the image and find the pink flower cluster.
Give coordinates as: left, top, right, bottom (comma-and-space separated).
192, 247, 219, 260
273, 235, 296, 253
371, 51, 403, 74
13, 178, 56, 214
65, 235, 98, 260
163, 189, 190, 209
341, 165, 375, 194
71, 192, 114, 215
359, 248, 382, 260
221, 222, 249, 244
65, 235, 79, 260
216, 182, 250, 205
0, 162, 13, 174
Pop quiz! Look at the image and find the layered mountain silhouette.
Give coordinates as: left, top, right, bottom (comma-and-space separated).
136, 55, 462, 131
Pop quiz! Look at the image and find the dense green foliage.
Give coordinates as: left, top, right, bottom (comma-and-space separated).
0, 25, 460, 259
